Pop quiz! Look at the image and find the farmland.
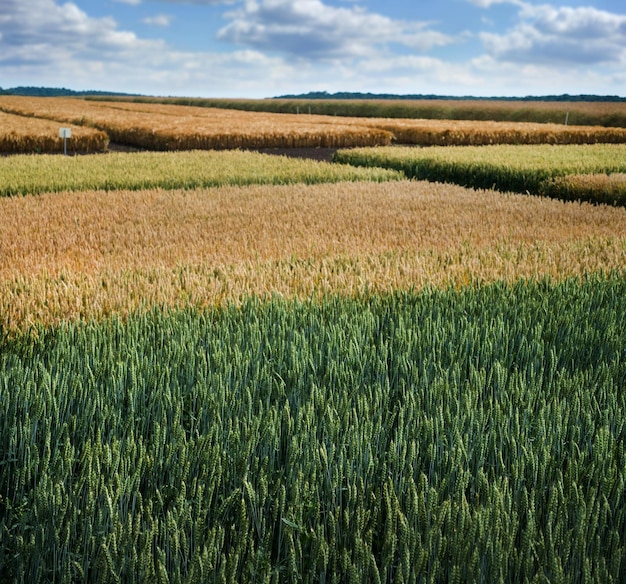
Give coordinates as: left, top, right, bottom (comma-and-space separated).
2, 280, 625, 582
335, 144, 626, 204
0, 150, 400, 197
0, 97, 393, 152
1, 177, 625, 333
100, 95, 626, 128
1, 97, 626, 582
2, 96, 626, 153
0, 110, 108, 154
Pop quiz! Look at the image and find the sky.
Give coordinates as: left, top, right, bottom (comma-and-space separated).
1, 0, 625, 98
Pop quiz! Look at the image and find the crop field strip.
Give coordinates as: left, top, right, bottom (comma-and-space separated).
335, 143, 626, 205
1, 179, 625, 332
1, 278, 625, 581
2, 96, 626, 153
0, 150, 400, 197
362, 118, 626, 146
546, 172, 626, 203
0, 110, 108, 154
0, 96, 393, 151
100, 95, 626, 127
80, 99, 626, 146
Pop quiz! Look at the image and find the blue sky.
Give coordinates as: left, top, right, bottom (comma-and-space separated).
1, 0, 625, 97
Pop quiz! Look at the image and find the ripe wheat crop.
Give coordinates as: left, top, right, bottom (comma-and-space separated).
0, 110, 108, 154
3, 96, 626, 151
0, 96, 393, 150
335, 144, 626, 203
542, 173, 626, 205
1, 180, 625, 332
1, 278, 625, 581
363, 118, 626, 145
98, 95, 626, 128
90, 100, 626, 146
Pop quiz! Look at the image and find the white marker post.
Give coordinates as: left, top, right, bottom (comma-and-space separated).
59, 127, 72, 156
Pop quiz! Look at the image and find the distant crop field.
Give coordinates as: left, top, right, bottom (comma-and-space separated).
0, 96, 393, 151
363, 118, 626, 146
2, 96, 626, 152
104, 95, 626, 128
335, 144, 626, 204
0, 110, 108, 154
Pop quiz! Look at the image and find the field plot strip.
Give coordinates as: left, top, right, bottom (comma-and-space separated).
335, 144, 626, 204
118, 96, 626, 127
0, 110, 108, 154
2, 96, 626, 153
0, 96, 393, 151
1, 279, 625, 581
0, 150, 401, 197
363, 118, 626, 145
1, 180, 625, 331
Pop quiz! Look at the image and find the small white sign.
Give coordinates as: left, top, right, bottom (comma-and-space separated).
59, 128, 72, 138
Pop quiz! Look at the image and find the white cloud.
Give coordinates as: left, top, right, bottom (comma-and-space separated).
217, 0, 454, 60
1, 0, 624, 97
0, 0, 297, 95
476, 2, 626, 66
470, 53, 626, 95
0, 0, 162, 66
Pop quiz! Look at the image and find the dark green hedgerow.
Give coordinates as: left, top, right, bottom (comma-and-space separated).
1, 276, 626, 583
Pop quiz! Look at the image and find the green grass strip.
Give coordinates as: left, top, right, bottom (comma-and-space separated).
1, 275, 625, 582
335, 144, 626, 203
0, 150, 402, 197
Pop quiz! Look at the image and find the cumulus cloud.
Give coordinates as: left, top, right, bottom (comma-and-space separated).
217, 0, 454, 60
2, 0, 624, 98
0, 0, 304, 95
0, 0, 162, 66
476, 1, 626, 66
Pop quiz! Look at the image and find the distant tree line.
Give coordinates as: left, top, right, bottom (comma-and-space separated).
274, 91, 626, 102
1, 87, 623, 101
0, 86, 140, 97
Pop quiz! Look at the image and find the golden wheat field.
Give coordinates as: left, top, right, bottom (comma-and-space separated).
94, 99, 626, 143
2, 95, 626, 152
364, 118, 626, 145
119, 96, 626, 126
0, 96, 392, 150
0, 110, 108, 153
2, 180, 625, 332
385, 98, 626, 116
